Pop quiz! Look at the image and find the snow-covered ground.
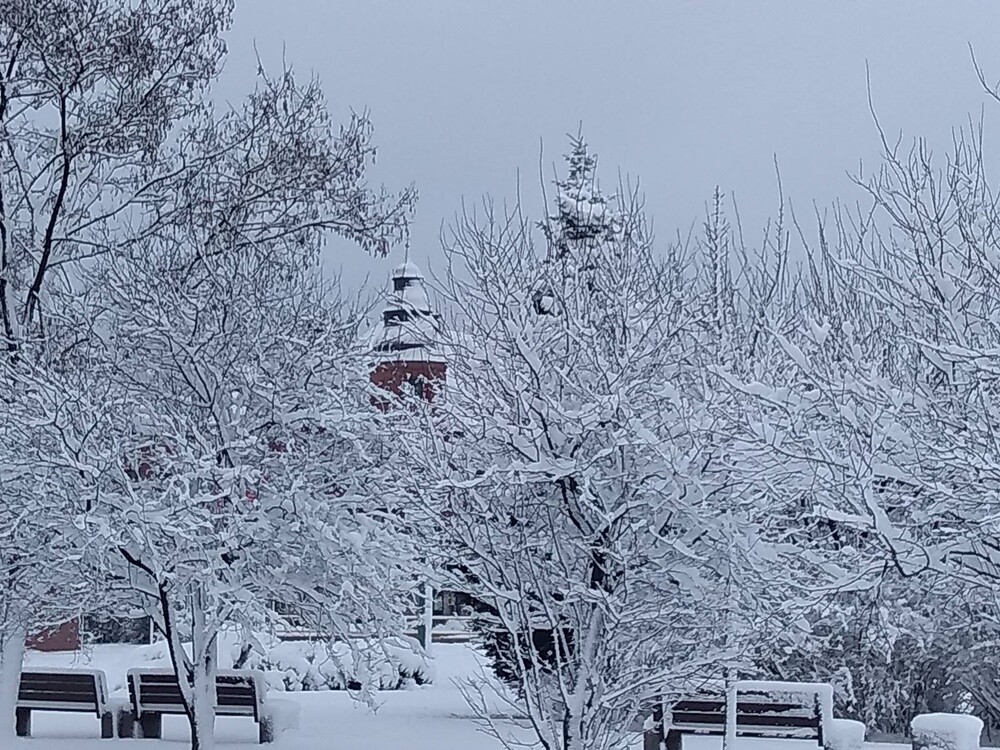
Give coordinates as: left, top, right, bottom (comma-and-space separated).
16, 642, 534, 749
682, 741, 909, 750
15, 642, 915, 750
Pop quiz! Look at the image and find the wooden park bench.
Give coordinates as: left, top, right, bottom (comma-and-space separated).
643, 680, 835, 750
120, 668, 280, 743
16, 668, 114, 738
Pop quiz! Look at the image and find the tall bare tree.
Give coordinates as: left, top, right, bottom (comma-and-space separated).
405, 138, 807, 750
0, 2, 416, 744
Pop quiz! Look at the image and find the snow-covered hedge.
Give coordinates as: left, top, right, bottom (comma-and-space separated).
25, 632, 434, 695
235, 634, 434, 692
911, 713, 983, 750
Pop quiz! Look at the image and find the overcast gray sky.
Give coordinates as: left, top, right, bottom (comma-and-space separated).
218, 1, 1000, 294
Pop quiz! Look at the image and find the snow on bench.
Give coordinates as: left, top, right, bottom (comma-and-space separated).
643, 680, 835, 750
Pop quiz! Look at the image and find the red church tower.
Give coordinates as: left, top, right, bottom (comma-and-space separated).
370, 262, 446, 403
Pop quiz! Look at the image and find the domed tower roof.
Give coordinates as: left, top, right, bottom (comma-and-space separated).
392, 261, 424, 281
372, 262, 444, 363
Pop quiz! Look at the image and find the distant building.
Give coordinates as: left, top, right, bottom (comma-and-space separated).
368, 262, 476, 640
369, 262, 447, 404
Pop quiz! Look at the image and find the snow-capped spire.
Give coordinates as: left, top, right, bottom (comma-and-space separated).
373, 262, 443, 361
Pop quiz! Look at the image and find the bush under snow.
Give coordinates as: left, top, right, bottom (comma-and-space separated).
235, 634, 434, 692
911, 713, 983, 750
261, 697, 301, 740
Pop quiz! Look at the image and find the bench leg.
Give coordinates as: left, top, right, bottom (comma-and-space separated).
259, 715, 275, 744
15, 707, 30, 738
100, 710, 114, 739
666, 729, 683, 750
138, 711, 162, 739
117, 706, 136, 738
643, 704, 664, 750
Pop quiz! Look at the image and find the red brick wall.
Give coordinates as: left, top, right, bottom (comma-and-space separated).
371, 360, 446, 407
26, 618, 81, 652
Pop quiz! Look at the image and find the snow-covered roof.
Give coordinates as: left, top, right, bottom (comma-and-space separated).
369, 261, 446, 365
392, 261, 424, 280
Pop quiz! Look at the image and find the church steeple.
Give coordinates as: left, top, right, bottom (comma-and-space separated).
370, 261, 447, 403
374, 262, 442, 357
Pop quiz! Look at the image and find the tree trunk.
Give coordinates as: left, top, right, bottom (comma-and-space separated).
187, 586, 217, 750
0, 622, 27, 740
158, 582, 217, 750
562, 608, 604, 750
723, 669, 738, 750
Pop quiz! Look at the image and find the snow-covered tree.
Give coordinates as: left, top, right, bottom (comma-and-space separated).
77, 260, 416, 750
0, 0, 411, 348
0, 0, 233, 737
28, 65, 417, 749
2, 12, 417, 743
760, 572, 1000, 736
406, 138, 808, 750
0, 352, 111, 739
0, 0, 234, 348
541, 134, 620, 262
720, 108, 1000, 737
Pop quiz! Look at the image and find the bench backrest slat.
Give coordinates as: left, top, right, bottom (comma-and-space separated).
672, 710, 821, 721
668, 686, 823, 740
128, 669, 265, 720
17, 669, 108, 717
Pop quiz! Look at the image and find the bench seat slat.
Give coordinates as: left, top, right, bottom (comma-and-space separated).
669, 724, 820, 734
16, 700, 104, 713
136, 702, 256, 716
673, 726, 820, 739
668, 721, 819, 734
18, 691, 100, 702
217, 706, 256, 717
